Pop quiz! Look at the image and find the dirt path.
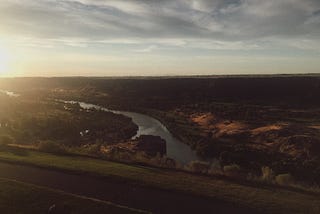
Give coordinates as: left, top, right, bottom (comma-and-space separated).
0, 161, 255, 214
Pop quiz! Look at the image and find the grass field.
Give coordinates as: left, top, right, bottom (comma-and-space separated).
0, 178, 145, 214
0, 150, 319, 214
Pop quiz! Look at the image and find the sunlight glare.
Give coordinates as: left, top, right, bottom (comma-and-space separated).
0, 47, 10, 75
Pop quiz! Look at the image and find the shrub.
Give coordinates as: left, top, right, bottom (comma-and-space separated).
151, 155, 177, 168
164, 157, 176, 169
275, 173, 294, 186
85, 143, 102, 155
38, 141, 66, 154
261, 166, 275, 183
247, 172, 259, 181
134, 151, 149, 163
208, 159, 222, 175
223, 164, 241, 177
118, 151, 135, 162
186, 161, 210, 174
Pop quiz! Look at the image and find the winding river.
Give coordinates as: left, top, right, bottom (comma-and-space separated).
0, 89, 201, 164
65, 101, 201, 164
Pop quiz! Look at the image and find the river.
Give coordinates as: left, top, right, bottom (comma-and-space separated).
64, 101, 201, 164
0, 89, 201, 164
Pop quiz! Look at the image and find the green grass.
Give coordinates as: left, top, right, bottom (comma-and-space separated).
0, 150, 319, 214
0, 178, 145, 214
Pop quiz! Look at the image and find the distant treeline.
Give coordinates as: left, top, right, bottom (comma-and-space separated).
1, 75, 320, 108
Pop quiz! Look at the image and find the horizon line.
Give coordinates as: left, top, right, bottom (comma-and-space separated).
1, 72, 320, 79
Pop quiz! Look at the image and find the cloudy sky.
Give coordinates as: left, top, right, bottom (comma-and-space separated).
0, 0, 319, 76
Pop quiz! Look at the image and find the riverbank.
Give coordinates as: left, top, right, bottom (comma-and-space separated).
63, 100, 200, 164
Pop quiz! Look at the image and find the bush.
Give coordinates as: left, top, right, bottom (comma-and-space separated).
145, 153, 177, 169
85, 143, 102, 155
261, 166, 275, 183
164, 157, 177, 169
275, 173, 294, 186
38, 141, 66, 154
186, 161, 210, 174
130, 151, 148, 163
208, 159, 222, 175
223, 164, 241, 177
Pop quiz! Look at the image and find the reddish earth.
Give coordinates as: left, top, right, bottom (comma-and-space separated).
189, 110, 320, 159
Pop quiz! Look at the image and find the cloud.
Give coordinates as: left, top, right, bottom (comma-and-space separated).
0, 0, 320, 52
134, 45, 158, 53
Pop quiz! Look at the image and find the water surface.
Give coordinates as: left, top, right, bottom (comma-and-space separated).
65, 101, 200, 164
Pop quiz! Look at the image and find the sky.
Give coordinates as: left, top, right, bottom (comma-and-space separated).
0, 0, 320, 76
